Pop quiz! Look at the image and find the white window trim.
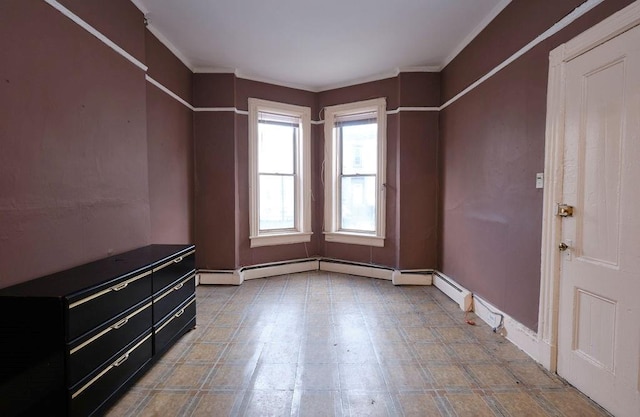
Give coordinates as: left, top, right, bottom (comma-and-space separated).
323, 98, 387, 247
248, 98, 312, 248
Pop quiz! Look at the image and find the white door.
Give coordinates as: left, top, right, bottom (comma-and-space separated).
557, 23, 640, 417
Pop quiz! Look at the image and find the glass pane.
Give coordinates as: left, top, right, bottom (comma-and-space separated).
259, 175, 295, 231
340, 123, 377, 175
340, 176, 376, 232
258, 122, 295, 174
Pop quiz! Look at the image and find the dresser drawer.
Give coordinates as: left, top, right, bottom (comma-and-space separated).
70, 331, 152, 417
154, 295, 196, 355
66, 271, 152, 341
152, 250, 195, 294
67, 298, 152, 387
153, 273, 195, 325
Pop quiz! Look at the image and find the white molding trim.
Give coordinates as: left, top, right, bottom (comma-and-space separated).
539, 0, 640, 373
194, 107, 249, 115
440, 0, 607, 111
319, 260, 393, 281
146, 24, 194, 72
241, 260, 319, 281
441, 0, 512, 70
145, 75, 194, 110
432, 272, 472, 311
43, 0, 147, 72
473, 294, 544, 363
386, 106, 439, 115
197, 259, 435, 285
199, 270, 243, 285
397, 66, 440, 73
392, 270, 434, 286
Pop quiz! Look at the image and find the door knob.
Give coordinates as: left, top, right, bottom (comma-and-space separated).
559, 242, 569, 251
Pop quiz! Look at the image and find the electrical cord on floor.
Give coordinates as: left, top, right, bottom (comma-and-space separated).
473, 296, 505, 333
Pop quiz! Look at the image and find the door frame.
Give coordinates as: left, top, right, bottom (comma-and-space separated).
538, 0, 640, 372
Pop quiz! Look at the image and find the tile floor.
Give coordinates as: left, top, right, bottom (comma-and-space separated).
106, 271, 611, 416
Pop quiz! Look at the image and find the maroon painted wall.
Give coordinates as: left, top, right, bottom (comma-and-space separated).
318, 74, 440, 269
439, 0, 634, 330
0, 1, 195, 289
145, 31, 194, 244
0, 1, 149, 288
193, 75, 237, 269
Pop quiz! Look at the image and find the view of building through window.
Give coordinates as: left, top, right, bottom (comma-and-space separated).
257, 114, 298, 231
338, 122, 377, 232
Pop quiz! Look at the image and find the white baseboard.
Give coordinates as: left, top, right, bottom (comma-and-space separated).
392, 270, 434, 285
472, 294, 545, 364
199, 270, 243, 285
433, 272, 472, 311
240, 260, 319, 280
319, 260, 393, 280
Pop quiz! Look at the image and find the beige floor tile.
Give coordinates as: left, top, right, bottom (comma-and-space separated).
508, 362, 563, 388
219, 342, 264, 365
396, 393, 443, 417
157, 363, 210, 389
260, 340, 302, 364
296, 363, 340, 390
182, 342, 226, 364
345, 392, 394, 417
445, 393, 495, 417
253, 363, 298, 390
104, 388, 148, 416
381, 364, 428, 390
205, 363, 255, 389
543, 391, 609, 417
199, 325, 237, 343
467, 364, 518, 387
436, 327, 474, 343
136, 391, 193, 417
494, 392, 549, 417
106, 273, 611, 417
299, 340, 339, 364
404, 327, 438, 342
413, 342, 452, 362
449, 343, 492, 362
427, 364, 473, 387
339, 363, 387, 390
190, 391, 242, 417
294, 390, 343, 417
373, 342, 415, 363
243, 390, 293, 417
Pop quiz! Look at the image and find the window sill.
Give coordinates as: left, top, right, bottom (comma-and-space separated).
323, 232, 385, 247
250, 232, 312, 248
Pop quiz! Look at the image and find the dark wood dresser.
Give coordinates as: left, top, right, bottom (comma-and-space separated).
0, 244, 196, 416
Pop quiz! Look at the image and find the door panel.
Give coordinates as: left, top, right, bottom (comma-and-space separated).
558, 23, 640, 417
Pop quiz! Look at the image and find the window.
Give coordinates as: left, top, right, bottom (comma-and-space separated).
324, 98, 386, 247
249, 98, 312, 247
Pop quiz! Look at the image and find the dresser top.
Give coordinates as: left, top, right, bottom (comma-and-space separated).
0, 244, 195, 299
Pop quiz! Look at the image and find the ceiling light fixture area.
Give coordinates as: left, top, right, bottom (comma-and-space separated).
133, 0, 511, 91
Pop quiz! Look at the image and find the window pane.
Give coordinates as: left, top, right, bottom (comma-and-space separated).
341, 123, 377, 175
258, 122, 295, 174
340, 176, 376, 232
259, 175, 295, 230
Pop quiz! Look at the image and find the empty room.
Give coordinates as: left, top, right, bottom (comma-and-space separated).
1, 0, 639, 416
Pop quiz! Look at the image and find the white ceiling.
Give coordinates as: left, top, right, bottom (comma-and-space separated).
134, 0, 511, 92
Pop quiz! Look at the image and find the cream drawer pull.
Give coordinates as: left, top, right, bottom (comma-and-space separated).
113, 353, 129, 367
111, 282, 128, 292
112, 317, 129, 330
173, 256, 183, 264
173, 282, 184, 291
175, 308, 185, 318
